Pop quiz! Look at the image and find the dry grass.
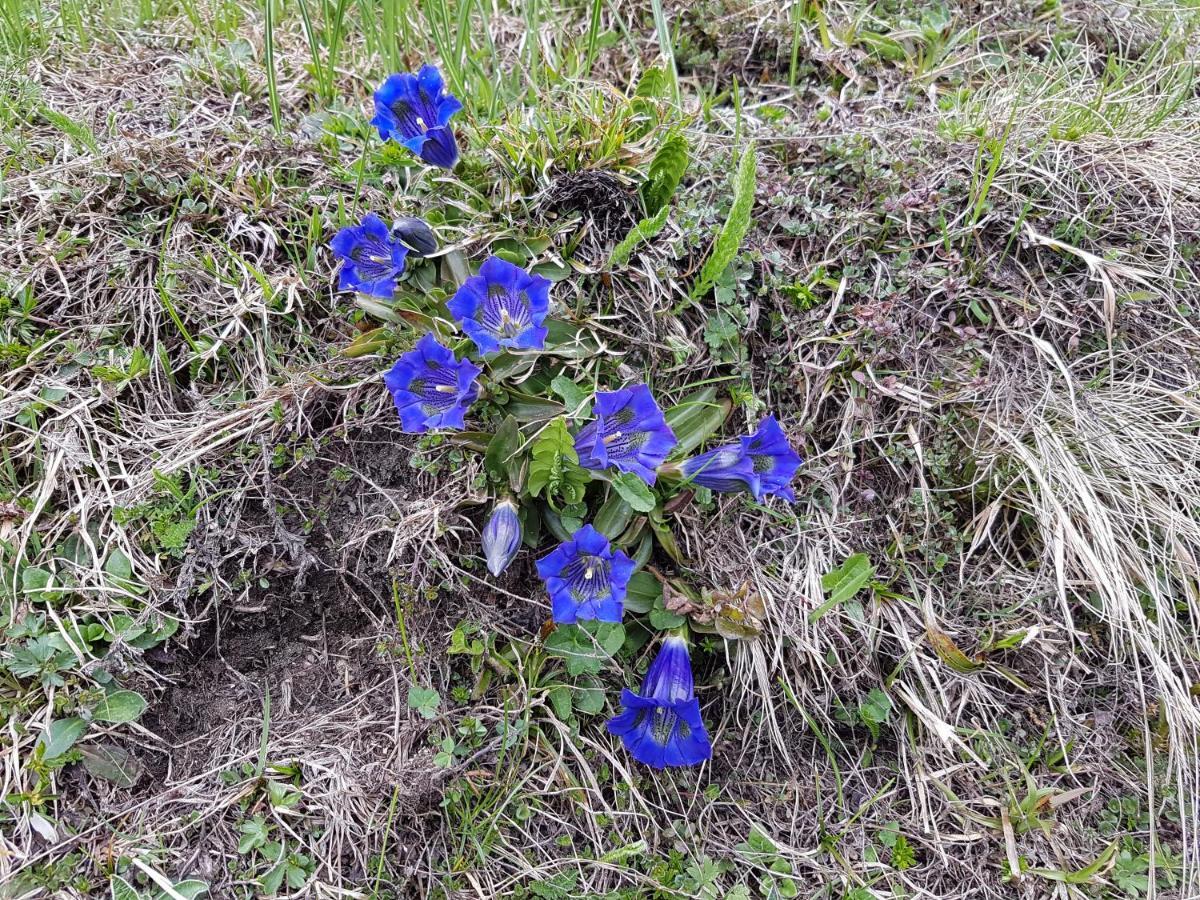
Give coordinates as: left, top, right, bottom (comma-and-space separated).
3, 0, 1200, 897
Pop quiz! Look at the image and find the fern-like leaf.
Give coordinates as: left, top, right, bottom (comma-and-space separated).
609, 205, 671, 268
641, 131, 690, 215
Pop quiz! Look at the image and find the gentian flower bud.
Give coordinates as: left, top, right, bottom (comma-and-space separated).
391, 216, 438, 257
482, 498, 521, 576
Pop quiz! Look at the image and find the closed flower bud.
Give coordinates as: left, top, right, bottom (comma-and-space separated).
482, 498, 521, 576
391, 216, 438, 257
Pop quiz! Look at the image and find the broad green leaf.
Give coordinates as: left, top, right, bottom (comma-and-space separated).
547, 684, 572, 720
501, 391, 564, 422
407, 686, 441, 719
808, 553, 874, 623
691, 144, 756, 300
104, 548, 133, 581
609, 205, 670, 268
545, 622, 625, 677
649, 605, 686, 630
624, 571, 662, 614
550, 375, 591, 416
111, 875, 140, 900
858, 687, 892, 726
153, 881, 209, 900
665, 388, 732, 455
39, 717, 87, 760
483, 415, 525, 492
81, 743, 143, 788
92, 690, 147, 724
611, 472, 656, 513
573, 677, 606, 715
594, 493, 634, 539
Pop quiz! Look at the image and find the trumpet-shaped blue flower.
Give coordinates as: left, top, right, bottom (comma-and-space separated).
382, 333, 481, 433
482, 498, 521, 576
371, 66, 463, 169
575, 385, 677, 485
446, 257, 551, 354
535, 525, 634, 624
680, 415, 802, 502
330, 213, 409, 298
607, 635, 712, 769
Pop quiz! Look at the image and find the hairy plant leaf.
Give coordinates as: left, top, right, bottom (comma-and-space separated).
691, 144, 757, 299
642, 132, 690, 215
81, 743, 143, 788
39, 717, 87, 760
92, 690, 147, 724
611, 471, 657, 513
545, 622, 625, 676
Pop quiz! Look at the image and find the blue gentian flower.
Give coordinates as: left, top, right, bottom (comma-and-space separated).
575, 385, 677, 485
607, 635, 712, 769
371, 66, 463, 169
680, 415, 802, 501
482, 498, 521, 576
446, 257, 551, 355
535, 524, 634, 624
329, 213, 409, 298
382, 333, 481, 433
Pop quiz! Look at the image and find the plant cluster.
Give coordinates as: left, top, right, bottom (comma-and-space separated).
330, 65, 801, 769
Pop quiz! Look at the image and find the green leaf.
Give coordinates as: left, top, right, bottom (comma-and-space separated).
111, 875, 141, 900
81, 743, 143, 788
574, 677, 606, 715
609, 205, 670, 268
501, 391, 565, 422
642, 131, 690, 215
547, 684, 573, 720
39, 717, 87, 760
545, 622, 625, 676
594, 493, 634, 539
92, 690, 147, 724
858, 688, 892, 726
664, 387, 732, 455
22, 566, 59, 601
691, 144, 757, 300
649, 606, 686, 630
611, 471, 657, 513
104, 548, 133, 581
153, 881, 209, 900
550, 375, 591, 416
647, 510, 682, 564
483, 415, 525, 492
260, 862, 286, 895
624, 571, 662, 614
809, 553, 874, 623
407, 686, 441, 719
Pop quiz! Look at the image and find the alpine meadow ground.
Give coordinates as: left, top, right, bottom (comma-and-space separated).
2, 0, 1199, 897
